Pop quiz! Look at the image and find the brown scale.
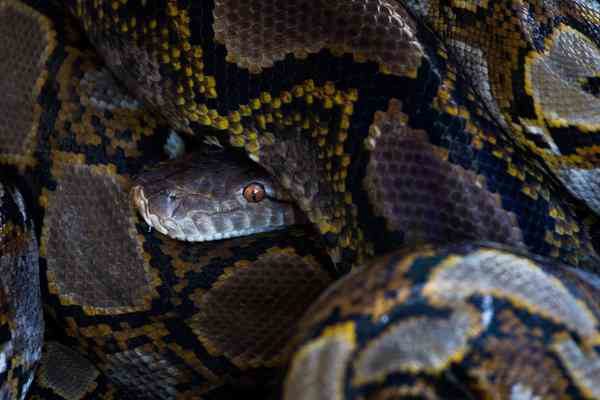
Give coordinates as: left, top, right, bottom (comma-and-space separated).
188, 247, 332, 369
102, 344, 190, 399
30, 341, 115, 400
429, 71, 598, 268
0, 0, 56, 168
364, 99, 524, 248
40, 155, 157, 314
254, 126, 336, 233
213, 0, 422, 75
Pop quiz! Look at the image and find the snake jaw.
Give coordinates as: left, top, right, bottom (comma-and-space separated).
130, 151, 302, 243
131, 185, 166, 235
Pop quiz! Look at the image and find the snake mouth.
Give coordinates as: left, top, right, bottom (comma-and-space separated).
131, 185, 174, 237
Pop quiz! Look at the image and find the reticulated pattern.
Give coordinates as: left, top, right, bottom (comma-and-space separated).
104, 347, 183, 400
213, 0, 423, 75
189, 247, 333, 368
364, 99, 524, 248
36, 341, 100, 400
0, 0, 54, 166
42, 155, 155, 313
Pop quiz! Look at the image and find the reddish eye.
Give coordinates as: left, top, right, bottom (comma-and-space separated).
243, 183, 266, 203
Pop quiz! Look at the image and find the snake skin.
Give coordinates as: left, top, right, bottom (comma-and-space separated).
0, 1, 335, 398
286, 241, 600, 399
0, 180, 43, 399
131, 149, 299, 242
1, 0, 600, 399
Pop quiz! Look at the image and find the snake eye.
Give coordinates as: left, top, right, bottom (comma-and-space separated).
243, 183, 266, 203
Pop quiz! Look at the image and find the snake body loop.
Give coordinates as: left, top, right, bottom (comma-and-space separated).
1, 0, 600, 399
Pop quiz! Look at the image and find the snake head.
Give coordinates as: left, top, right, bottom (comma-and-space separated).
131, 150, 303, 241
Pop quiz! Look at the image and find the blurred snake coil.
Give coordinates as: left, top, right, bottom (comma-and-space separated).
2, 0, 600, 399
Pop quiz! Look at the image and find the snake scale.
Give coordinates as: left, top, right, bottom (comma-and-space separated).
1, 0, 600, 398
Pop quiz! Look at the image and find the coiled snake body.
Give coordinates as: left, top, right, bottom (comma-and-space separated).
1, 0, 600, 399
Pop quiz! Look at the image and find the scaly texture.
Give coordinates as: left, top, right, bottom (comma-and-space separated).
0, 180, 43, 400
131, 149, 298, 242
0, 1, 335, 398
1, 0, 600, 399
285, 242, 600, 399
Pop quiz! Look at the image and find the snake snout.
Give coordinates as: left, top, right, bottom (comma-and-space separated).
131, 185, 153, 227
131, 184, 181, 236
